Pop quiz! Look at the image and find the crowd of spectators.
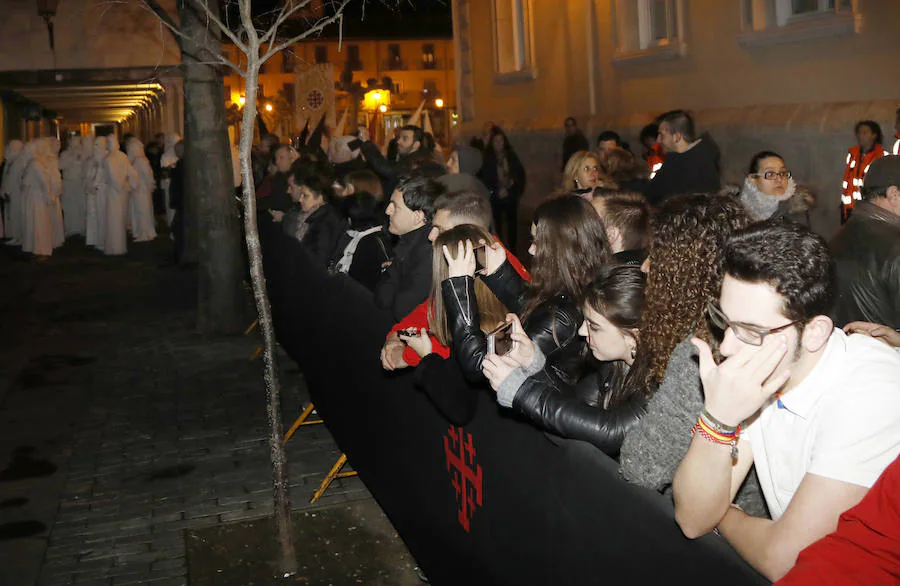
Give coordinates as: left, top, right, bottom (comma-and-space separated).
253, 107, 900, 584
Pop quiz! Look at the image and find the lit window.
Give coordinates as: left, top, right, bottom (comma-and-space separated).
492, 0, 535, 77
739, 0, 859, 46
422, 43, 436, 69
612, 0, 685, 64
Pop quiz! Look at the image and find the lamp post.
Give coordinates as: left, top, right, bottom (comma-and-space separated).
36, 0, 59, 55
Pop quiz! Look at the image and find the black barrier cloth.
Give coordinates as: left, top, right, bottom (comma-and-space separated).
261, 227, 769, 586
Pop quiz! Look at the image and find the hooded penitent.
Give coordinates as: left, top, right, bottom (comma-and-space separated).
85, 136, 108, 249
126, 137, 157, 242
59, 136, 87, 236
20, 139, 56, 256
102, 134, 139, 255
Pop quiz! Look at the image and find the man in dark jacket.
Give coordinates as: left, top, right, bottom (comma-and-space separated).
562, 116, 590, 170
359, 124, 428, 197
646, 110, 720, 205
374, 175, 444, 320
830, 155, 900, 329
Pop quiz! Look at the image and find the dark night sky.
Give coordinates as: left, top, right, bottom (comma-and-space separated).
252, 0, 453, 40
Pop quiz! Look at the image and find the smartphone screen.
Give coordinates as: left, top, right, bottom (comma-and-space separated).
473, 245, 487, 272
487, 321, 514, 356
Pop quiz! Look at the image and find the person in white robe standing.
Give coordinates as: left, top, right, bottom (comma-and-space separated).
126, 137, 157, 242
46, 138, 65, 249
160, 133, 180, 227
20, 140, 55, 257
102, 135, 138, 255
59, 136, 86, 237
2, 140, 28, 246
84, 136, 107, 250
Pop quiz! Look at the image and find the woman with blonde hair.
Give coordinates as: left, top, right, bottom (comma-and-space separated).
561, 150, 615, 197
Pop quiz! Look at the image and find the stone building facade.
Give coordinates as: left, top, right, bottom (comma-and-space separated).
452, 0, 900, 236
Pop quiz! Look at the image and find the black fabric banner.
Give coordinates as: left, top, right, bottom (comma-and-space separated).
262, 227, 769, 586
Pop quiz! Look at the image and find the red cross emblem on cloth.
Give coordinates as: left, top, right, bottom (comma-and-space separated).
443, 425, 483, 532
306, 89, 324, 110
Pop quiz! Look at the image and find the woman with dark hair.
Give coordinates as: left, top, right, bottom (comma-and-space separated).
284, 163, 344, 267
443, 195, 612, 386
480, 128, 526, 250
482, 265, 648, 456
737, 150, 814, 226
328, 191, 391, 291
618, 193, 767, 517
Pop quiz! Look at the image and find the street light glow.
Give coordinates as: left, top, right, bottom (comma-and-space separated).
434, 98, 444, 109
238, 96, 246, 106
372, 91, 382, 101
379, 104, 388, 113
265, 103, 273, 112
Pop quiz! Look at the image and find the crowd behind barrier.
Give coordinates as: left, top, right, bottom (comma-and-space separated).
259, 224, 768, 586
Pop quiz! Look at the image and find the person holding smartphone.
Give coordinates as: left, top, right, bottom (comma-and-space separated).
482, 266, 648, 457
443, 195, 611, 386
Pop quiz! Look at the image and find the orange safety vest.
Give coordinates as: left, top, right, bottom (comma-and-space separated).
841, 144, 888, 220
646, 143, 665, 179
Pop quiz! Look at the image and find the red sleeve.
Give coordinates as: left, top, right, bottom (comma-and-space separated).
776, 456, 900, 586
387, 300, 451, 367
500, 246, 531, 282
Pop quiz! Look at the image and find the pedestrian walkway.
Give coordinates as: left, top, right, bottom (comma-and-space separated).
0, 240, 370, 586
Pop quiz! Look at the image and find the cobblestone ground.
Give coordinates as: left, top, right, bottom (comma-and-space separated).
0, 238, 370, 586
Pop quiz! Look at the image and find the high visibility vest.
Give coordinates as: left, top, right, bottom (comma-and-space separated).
841, 144, 888, 210
893, 132, 899, 156
646, 143, 665, 180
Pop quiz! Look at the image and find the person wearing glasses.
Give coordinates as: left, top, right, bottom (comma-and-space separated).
670, 221, 900, 581
738, 150, 815, 226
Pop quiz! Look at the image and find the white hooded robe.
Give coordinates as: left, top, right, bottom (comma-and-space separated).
84, 136, 107, 250
103, 135, 138, 255
59, 136, 86, 236
2, 141, 28, 245
126, 138, 157, 242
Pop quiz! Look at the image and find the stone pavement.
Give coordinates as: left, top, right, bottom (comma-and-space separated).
0, 239, 371, 586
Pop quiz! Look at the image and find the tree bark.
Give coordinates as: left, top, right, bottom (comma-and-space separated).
179, 0, 246, 334
240, 48, 297, 578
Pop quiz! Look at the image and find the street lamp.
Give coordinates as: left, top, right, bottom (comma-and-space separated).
434, 98, 444, 109
238, 95, 246, 107
265, 103, 273, 112
36, 0, 59, 53
378, 104, 388, 113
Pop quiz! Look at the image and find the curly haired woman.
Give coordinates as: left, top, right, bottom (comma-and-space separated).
618, 193, 768, 517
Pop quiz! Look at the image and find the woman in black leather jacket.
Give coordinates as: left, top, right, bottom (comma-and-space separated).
442, 196, 612, 386
482, 265, 648, 457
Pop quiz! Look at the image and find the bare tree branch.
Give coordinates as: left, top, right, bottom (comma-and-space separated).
259, 0, 314, 51
186, 0, 250, 54
134, 0, 246, 77
262, 0, 353, 62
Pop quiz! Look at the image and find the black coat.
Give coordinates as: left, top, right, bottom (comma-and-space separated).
443, 262, 586, 385
374, 224, 433, 321
646, 135, 721, 205
480, 148, 527, 201
562, 131, 590, 169
830, 200, 900, 328
300, 204, 346, 269
329, 227, 393, 292
513, 367, 647, 457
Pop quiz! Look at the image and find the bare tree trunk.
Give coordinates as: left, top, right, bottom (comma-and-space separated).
240, 58, 297, 577
179, 1, 245, 334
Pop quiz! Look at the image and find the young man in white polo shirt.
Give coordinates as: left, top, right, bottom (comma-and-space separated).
671, 221, 900, 581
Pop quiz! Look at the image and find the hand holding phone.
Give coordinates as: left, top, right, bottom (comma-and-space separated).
486, 321, 515, 356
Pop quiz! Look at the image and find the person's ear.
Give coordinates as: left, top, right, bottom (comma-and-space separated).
414, 209, 426, 226
607, 226, 623, 250
801, 315, 833, 353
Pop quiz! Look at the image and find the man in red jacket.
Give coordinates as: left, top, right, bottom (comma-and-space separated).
381, 189, 530, 370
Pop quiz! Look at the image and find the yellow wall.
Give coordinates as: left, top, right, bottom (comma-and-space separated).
458, 0, 900, 238
464, 0, 900, 129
